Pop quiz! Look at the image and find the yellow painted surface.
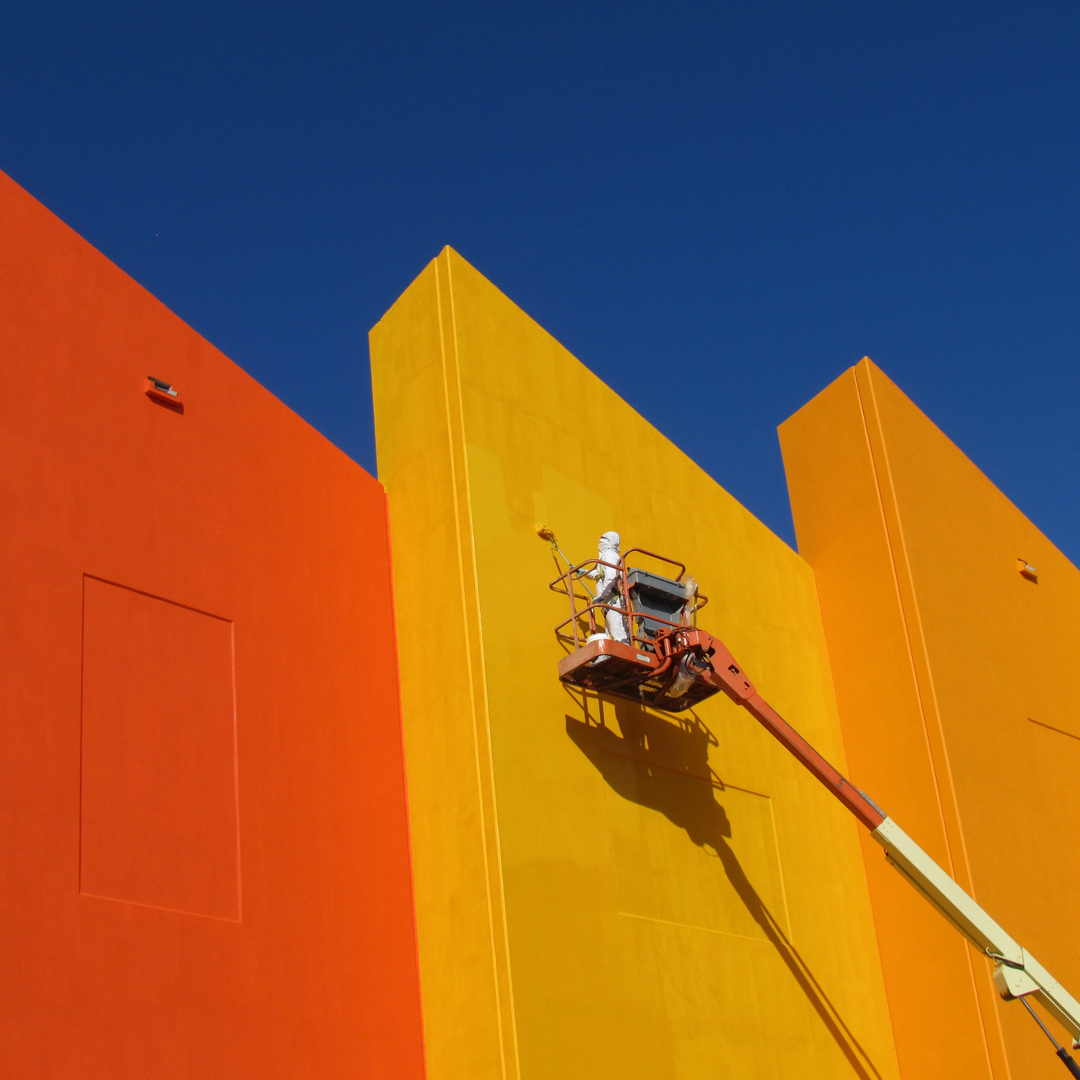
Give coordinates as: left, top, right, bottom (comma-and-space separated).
371, 250, 900, 1080
781, 359, 1080, 1080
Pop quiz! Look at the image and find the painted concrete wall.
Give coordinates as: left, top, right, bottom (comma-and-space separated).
371, 248, 900, 1080
0, 170, 425, 1079
781, 359, 1080, 1080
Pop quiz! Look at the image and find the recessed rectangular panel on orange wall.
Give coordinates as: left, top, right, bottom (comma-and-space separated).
80, 576, 240, 920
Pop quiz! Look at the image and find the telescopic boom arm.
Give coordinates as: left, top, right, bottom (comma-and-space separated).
694, 630, 1080, 1063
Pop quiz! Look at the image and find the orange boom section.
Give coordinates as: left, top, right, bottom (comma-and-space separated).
0, 170, 425, 1080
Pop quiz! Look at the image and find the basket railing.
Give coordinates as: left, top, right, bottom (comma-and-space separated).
549, 547, 707, 653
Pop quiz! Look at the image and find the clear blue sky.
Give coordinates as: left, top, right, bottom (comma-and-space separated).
3, 1, 1079, 560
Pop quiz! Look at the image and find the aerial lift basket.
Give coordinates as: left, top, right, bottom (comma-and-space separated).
551, 549, 719, 712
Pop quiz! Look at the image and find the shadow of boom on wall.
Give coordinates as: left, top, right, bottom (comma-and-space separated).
565, 698, 885, 1080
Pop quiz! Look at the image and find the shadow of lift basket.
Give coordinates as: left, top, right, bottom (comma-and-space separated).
552, 549, 722, 713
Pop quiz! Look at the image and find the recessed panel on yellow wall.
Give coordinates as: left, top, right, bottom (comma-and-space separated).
371, 249, 900, 1080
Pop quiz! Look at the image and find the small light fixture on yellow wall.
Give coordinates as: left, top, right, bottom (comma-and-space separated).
1018, 557, 1038, 583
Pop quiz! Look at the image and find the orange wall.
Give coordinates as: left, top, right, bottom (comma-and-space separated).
780, 359, 1080, 1080
0, 170, 425, 1079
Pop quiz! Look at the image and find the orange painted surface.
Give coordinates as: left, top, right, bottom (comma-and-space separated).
80, 577, 240, 920
781, 359, 1080, 1080
0, 170, 425, 1079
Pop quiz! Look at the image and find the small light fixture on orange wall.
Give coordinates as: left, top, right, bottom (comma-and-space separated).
1018, 557, 1038, 583
145, 376, 183, 412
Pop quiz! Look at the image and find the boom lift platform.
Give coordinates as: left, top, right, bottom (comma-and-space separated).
550, 542, 1080, 1076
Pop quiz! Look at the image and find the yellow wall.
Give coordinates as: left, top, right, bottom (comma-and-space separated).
780, 359, 1080, 1080
371, 250, 899, 1080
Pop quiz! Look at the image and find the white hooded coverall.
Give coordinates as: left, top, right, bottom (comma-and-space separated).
591, 530, 629, 644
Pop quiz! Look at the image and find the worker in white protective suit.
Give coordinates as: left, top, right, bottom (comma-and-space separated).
585, 530, 629, 644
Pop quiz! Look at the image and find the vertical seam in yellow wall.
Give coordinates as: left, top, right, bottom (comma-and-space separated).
380, 486, 429, 1067
438, 251, 521, 1080
432, 257, 506, 1074
855, 361, 1012, 1080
